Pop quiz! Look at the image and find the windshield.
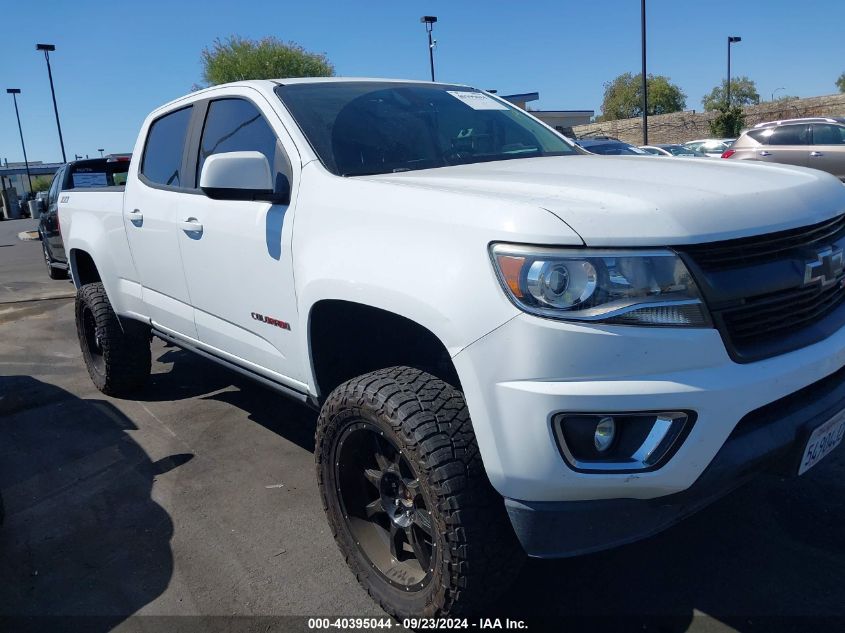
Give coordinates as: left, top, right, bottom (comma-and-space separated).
664, 145, 705, 156
275, 82, 579, 176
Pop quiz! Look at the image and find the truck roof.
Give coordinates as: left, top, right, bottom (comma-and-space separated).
152, 78, 472, 116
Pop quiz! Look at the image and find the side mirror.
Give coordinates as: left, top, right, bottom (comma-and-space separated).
199, 151, 290, 205
36, 198, 46, 212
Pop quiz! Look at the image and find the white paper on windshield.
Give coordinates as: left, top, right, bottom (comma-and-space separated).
446, 91, 508, 110
72, 172, 108, 188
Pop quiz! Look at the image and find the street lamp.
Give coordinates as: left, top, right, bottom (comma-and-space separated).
641, 0, 648, 144
36, 43, 67, 163
726, 36, 742, 107
98, 148, 105, 158
420, 16, 437, 82
771, 87, 785, 102
6, 89, 34, 193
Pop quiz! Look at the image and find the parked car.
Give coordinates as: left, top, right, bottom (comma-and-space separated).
639, 144, 709, 157
723, 117, 845, 181
575, 138, 650, 155
59, 78, 845, 620
683, 138, 735, 157
38, 157, 131, 279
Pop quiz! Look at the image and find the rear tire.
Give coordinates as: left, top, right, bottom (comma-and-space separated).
316, 366, 523, 619
42, 238, 67, 280
75, 282, 151, 396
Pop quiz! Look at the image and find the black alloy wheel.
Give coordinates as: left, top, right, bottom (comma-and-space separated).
334, 421, 435, 590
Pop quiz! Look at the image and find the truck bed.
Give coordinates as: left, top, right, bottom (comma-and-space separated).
59, 188, 140, 316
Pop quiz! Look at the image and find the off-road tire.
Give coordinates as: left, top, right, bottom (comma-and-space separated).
316, 366, 524, 619
42, 237, 67, 280
75, 282, 150, 396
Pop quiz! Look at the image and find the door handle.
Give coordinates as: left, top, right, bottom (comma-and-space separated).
758, 151, 772, 157
127, 208, 143, 225
810, 151, 824, 157
178, 218, 204, 234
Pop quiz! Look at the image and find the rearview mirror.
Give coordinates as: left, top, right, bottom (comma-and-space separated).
199, 151, 290, 205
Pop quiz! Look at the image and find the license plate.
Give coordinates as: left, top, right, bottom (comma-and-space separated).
799, 409, 845, 475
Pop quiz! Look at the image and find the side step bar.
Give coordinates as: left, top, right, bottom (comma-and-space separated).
151, 327, 319, 411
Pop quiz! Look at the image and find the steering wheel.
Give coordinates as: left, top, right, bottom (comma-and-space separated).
442, 148, 475, 165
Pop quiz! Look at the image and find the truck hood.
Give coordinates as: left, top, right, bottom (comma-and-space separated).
365, 155, 845, 246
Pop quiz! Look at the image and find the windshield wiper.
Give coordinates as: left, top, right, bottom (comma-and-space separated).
341, 171, 386, 177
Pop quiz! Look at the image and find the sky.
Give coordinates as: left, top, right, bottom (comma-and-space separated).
1, 0, 842, 164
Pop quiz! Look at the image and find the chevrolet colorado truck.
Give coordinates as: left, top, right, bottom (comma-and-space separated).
59, 78, 845, 618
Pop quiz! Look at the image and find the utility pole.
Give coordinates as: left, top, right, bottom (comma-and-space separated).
727, 36, 742, 107
420, 16, 438, 81
6, 89, 33, 193
36, 44, 67, 163
641, 0, 648, 145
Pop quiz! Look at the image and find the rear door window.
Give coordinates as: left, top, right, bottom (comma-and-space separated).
140, 106, 193, 187
811, 124, 845, 145
765, 125, 809, 146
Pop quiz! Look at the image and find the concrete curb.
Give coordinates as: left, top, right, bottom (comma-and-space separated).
0, 293, 75, 305
17, 231, 40, 242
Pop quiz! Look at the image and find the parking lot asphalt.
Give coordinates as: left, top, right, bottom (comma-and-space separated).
1, 217, 844, 633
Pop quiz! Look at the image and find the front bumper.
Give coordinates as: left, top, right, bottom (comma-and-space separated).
505, 362, 845, 556
452, 312, 845, 503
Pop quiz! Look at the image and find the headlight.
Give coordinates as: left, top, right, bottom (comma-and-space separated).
490, 243, 711, 327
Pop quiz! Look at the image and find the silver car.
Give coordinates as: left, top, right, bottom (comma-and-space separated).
639, 144, 709, 157
683, 138, 735, 157
724, 117, 845, 181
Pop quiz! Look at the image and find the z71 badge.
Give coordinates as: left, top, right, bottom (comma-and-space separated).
251, 312, 291, 330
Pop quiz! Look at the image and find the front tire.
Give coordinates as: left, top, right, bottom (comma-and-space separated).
75, 282, 151, 396
316, 367, 523, 619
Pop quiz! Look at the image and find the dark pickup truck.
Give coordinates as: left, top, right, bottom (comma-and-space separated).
39, 157, 130, 279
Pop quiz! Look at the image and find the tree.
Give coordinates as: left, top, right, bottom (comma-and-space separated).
30, 176, 52, 193
837, 72, 845, 94
598, 73, 686, 121
702, 76, 760, 111
201, 36, 334, 86
709, 105, 746, 138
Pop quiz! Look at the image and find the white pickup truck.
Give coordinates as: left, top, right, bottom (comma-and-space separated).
60, 78, 845, 618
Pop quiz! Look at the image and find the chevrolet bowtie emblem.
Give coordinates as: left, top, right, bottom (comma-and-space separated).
803, 247, 845, 289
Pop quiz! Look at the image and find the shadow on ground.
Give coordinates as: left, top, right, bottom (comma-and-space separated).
0, 375, 192, 631
141, 346, 317, 452
3, 347, 844, 632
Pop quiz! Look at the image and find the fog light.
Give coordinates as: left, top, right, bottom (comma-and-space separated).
594, 416, 616, 452
554, 411, 694, 473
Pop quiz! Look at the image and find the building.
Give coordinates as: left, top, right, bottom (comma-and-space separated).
500, 92, 593, 137
0, 161, 64, 198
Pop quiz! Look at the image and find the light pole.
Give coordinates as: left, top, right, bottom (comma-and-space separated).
726, 36, 742, 107
641, 0, 648, 144
98, 148, 105, 158
771, 87, 785, 102
6, 89, 33, 194
420, 16, 437, 82
36, 44, 67, 163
